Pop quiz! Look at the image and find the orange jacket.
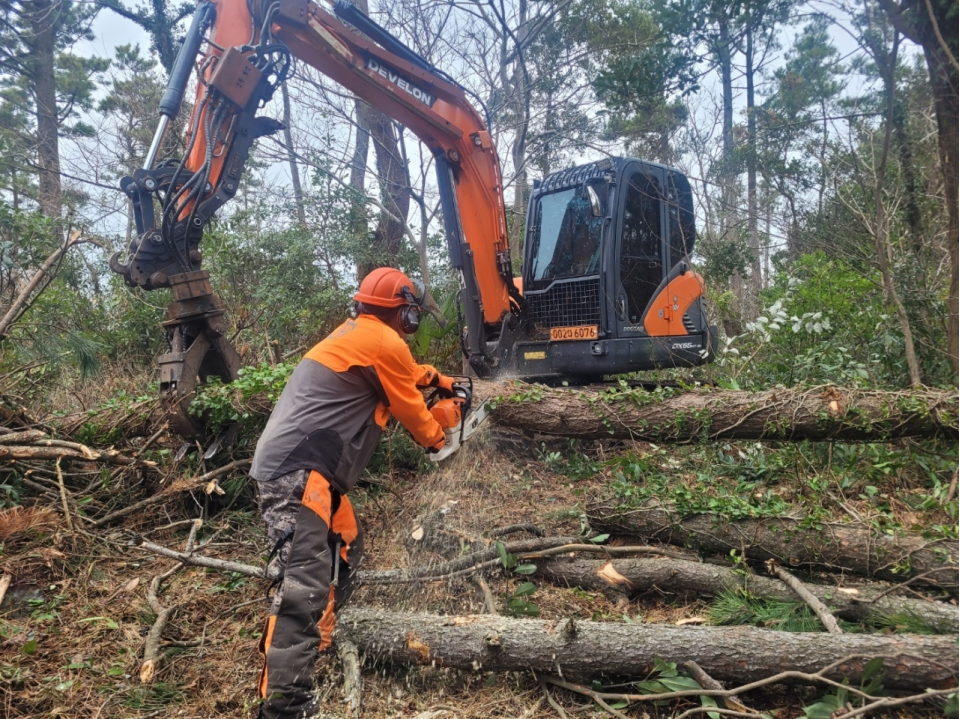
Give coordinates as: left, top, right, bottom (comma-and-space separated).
251, 315, 449, 492
305, 315, 447, 445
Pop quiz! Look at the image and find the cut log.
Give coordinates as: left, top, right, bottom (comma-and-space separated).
533, 556, 959, 633
337, 608, 957, 690
490, 384, 957, 442
54, 383, 957, 445
586, 501, 959, 592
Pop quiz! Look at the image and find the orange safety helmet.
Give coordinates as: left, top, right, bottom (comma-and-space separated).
353, 267, 424, 309
354, 267, 426, 334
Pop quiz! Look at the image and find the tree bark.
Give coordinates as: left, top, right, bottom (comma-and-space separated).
508, 0, 530, 265
927, 34, 960, 376
714, 12, 746, 314
336, 608, 957, 689
349, 98, 371, 262
348, 0, 410, 278
363, 105, 410, 273
281, 83, 306, 227
26, 0, 63, 218
533, 557, 958, 633
916, 3, 959, 378
874, 0, 959, 375
717, 14, 736, 224
490, 384, 957, 442
66, 383, 957, 443
869, 30, 923, 387
745, 24, 761, 304
585, 500, 959, 591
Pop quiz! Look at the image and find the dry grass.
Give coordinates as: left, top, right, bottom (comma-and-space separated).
0, 507, 59, 542
0, 421, 953, 718
0, 434, 617, 718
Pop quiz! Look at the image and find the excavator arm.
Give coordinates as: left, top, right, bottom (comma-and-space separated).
110, 0, 516, 439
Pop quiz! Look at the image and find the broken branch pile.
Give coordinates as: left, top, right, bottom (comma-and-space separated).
0, 428, 153, 467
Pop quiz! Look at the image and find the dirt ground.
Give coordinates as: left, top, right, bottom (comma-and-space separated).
0, 424, 954, 718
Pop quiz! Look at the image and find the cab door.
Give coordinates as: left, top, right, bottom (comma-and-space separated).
613, 164, 667, 337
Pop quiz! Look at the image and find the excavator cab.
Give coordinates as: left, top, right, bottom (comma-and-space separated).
507, 157, 717, 381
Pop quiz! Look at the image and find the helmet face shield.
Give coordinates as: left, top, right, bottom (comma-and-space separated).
399, 278, 426, 307
408, 278, 446, 327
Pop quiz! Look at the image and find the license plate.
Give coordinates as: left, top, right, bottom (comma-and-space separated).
550, 325, 598, 341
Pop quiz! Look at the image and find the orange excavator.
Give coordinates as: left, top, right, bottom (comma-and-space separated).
110, 0, 716, 441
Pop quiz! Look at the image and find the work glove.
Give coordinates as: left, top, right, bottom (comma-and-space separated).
435, 373, 456, 397
425, 435, 446, 454
420, 367, 456, 397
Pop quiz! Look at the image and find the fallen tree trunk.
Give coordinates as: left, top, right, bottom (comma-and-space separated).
53, 383, 958, 444
490, 384, 957, 442
534, 557, 959, 633
586, 501, 959, 592
337, 608, 957, 690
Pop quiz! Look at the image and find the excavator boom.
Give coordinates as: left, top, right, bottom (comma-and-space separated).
110, 0, 715, 443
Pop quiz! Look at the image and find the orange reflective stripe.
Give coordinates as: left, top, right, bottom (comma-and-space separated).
258, 614, 277, 699
331, 495, 359, 562
302, 470, 333, 525
318, 588, 336, 652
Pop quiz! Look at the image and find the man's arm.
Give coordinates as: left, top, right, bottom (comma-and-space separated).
375, 341, 448, 450
414, 363, 456, 393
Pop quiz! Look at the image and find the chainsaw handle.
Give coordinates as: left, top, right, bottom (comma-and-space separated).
426, 376, 472, 416
451, 382, 472, 416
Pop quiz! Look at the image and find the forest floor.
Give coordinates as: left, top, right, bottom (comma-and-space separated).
0, 395, 957, 718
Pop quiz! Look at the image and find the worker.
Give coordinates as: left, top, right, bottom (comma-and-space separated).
249, 267, 462, 719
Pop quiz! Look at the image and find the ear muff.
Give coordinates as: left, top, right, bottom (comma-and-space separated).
396, 283, 424, 334
399, 304, 421, 334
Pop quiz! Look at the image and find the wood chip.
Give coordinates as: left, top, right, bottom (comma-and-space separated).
597, 561, 631, 586
205, 479, 225, 495
0, 574, 11, 607
139, 659, 155, 683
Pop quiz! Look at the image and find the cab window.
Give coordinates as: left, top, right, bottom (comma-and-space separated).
528, 187, 603, 288
619, 172, 663, 324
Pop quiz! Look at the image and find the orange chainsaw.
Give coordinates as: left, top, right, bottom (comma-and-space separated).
427, 377, 490, 462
